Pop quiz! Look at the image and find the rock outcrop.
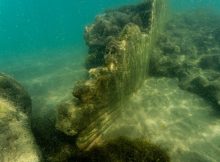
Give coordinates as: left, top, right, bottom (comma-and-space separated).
56, 0, 165, 140
149, 11, 220, 108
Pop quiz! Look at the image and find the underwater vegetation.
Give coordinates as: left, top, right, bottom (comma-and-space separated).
150, 10, 220, 108
74, 137, 170, 162
0, 73, 42, 162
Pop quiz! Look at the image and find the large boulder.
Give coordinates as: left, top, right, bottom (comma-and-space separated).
0, 73, 42, 162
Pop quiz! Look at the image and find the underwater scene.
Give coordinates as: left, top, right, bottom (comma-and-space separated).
0, 0, 220, 162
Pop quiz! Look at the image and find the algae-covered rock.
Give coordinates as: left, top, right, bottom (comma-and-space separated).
56, 100, 83, 136
149, 11, 220, 108
56, 0, 166, 140
0, 73, 31, 114
199, 54, 220, 71
0, 73, 42, 162
54, 1, 167, 161
180, 74, 220, 107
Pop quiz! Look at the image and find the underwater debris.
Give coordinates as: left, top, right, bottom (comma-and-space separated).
0, 73, 42, 162
73, 137, 170, 162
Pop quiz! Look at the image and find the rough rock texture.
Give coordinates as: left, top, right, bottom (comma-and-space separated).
56, 0, 165, 140
0, 73, 31, 114
0, 73, 42, 162
149, 10, 220, 108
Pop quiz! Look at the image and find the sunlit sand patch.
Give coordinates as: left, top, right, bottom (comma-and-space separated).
78, 77, 220, 161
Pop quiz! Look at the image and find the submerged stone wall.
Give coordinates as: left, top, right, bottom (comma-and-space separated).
0, 73, 42, 162
56, 0, 166, 149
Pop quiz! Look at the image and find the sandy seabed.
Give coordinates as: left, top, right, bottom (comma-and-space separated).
1, 47, 220, 162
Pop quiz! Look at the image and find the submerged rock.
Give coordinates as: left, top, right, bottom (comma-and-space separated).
54, 0, 168, 161
0, 73, 31, 114
56, 100, 83, 136
0, 73, 42, 162
56, 0, 166, 139
149, 11, 220, 108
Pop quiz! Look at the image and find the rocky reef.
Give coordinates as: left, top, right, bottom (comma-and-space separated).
0, 73, 42, 162
149, 10, 220, 108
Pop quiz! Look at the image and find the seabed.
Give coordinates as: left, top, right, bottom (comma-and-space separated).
1, 1, 220, 162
